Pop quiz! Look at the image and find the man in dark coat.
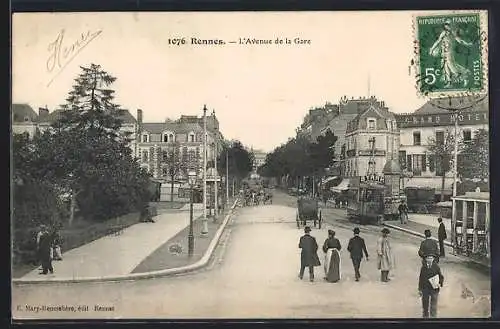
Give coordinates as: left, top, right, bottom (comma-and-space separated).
347, 227, 369, 281
437, 218, 447, 257
38, 226, 54, 274
418, 255, 444, 318
419, 229, 440, 265
298, 226, 321, 282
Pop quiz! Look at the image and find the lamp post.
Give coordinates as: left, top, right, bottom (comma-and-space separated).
226, 148, 229, 204
187, 170, 197, 257
201, 105, 208, 236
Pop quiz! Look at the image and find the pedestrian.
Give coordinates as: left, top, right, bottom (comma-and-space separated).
398, 201, 409, 224
38, 225, 54, 275
418, 229, 440, 265
437, 218, 447, 257
51, 228, 63, 261
418, 255, 444, 318
298, 226, 321, 282
347, 227, 369, 282
322, 229, 342, 282
377, 228, 395, 282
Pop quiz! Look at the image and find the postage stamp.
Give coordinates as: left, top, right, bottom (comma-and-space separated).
413, 11, 488, 97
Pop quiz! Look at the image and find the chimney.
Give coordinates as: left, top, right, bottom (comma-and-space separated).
137, 109, 143, 124
38, 107, 49, 118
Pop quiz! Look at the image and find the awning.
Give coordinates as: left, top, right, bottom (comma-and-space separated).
331, 178, 350, 193
321, 176, 338, 184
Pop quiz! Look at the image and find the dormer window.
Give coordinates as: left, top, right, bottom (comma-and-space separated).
142, 134, 149, 143
169, 134, 174, 142
162, 131, 175, 143
367, 118, 376, 130
188, 132, 196, 142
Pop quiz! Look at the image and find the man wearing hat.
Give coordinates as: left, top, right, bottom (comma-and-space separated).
377, 228, 395, 282
298, 226, 321, 282
347, 227, 369, 281
418, 229, 440, 265
418, 254, 444, 318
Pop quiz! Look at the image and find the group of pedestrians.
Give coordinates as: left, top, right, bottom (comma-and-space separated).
35, 224, 63, 275
298, 226, 393, 284
417, 218, 447, 319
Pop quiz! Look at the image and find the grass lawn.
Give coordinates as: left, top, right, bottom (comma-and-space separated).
132, 200, 235, 273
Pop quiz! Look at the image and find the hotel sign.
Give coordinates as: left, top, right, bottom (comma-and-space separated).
362, 173, 385, 184
396, 111, 488, 128
358, 150, 386, 156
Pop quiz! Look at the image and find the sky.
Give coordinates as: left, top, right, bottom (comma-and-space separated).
12, 11, 459, 152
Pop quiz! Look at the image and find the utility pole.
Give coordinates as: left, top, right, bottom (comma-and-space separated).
201, 105, 208, 236
213, 110, 218, 217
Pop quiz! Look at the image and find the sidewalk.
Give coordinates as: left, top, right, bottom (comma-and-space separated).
20, 207, 203, 281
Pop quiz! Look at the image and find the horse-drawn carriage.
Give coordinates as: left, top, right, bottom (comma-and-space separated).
296, 197, 322, 229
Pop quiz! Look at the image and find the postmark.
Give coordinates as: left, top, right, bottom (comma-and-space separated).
412, 11, 488, 98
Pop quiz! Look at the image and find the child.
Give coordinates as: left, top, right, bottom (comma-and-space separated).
418, 255, 444, 318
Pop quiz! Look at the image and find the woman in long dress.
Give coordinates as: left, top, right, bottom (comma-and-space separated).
323, 229, 342, 282
377, 228, 395, 282
428, 19, 473, 88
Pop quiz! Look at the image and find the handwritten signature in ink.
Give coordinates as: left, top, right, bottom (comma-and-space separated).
46, 29, 103, 86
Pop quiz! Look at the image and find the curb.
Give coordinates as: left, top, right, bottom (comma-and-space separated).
383, 222, 491, 269
13, 199, 239, 285
383, 223, 453, 247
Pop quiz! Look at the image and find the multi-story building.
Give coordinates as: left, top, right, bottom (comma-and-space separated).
396, 96, 489, 198
344, 101, 400, 178
12, 104, 138, 149
136, 110, 224, 200
251, 149, 267, 172
12, 104, 40, 138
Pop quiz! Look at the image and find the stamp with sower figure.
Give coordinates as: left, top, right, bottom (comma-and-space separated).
413, 11, 488, 98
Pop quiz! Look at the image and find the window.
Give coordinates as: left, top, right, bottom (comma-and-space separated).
189, 132, 195, 142
162, 150, 169, 162
435, 131, 444, 145
169, 134, 174, 142
163, 134, 168, 142
142, 134, 149, 143
406, 154, 413, 171
428, 155, 435, 172
24, 116, 30, 122
162, 167, 169, 177
142, 150, 149, 162
399, 151, 407, 169
367, 119, 376, 130
413, 131, 421, 145
412, 154, 424, 176
463, 129, 472, 142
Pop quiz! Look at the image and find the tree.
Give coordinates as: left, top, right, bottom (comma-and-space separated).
163, 142, 187, 202
38, 63, 150, 223
217, 141, 254, 190
458, 128, 489, 182
427, 129, 455, 201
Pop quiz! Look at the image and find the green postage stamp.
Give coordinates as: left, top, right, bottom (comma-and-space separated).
413, 11, 488, 97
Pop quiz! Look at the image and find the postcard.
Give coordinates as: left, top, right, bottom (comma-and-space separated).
11, 10, 491, 319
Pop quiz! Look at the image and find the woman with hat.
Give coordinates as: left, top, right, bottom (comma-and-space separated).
298, 226, 321, 282
322, 229, 342, 282
377, 228, 395, 282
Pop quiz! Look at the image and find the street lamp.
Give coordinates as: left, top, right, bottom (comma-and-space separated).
201, 105, 208, 236
188, 170, 197, 257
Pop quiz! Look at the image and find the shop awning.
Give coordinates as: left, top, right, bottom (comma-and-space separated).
331, 178, 350, 193
322, 176, 339, 184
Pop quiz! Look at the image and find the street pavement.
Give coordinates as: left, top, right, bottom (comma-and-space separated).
19, 207, 203, 280
12, 191, 490, 319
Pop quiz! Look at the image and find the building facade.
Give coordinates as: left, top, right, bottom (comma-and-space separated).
12, 104, 42, 138
136, 110, 224, 200
396, 96, 489, 197
251, 149, 267, 172
344, 102, 400, 178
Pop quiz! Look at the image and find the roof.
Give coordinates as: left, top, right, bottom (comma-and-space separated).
414, 95, 488, 115
383, 159, 401, 174
38, 108, 137, 124
141, 122, 203, 134
12, 104, 38, 123
346, 105, 397, 133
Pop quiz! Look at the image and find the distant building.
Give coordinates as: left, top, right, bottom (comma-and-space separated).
12, 104, 40, 138
137, 110, 225, 201
344, 101, 400, 178
395, 96, 489, 197
251, 149, 267, 172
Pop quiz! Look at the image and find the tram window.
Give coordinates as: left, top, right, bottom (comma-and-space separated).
365, 189, 374, 202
